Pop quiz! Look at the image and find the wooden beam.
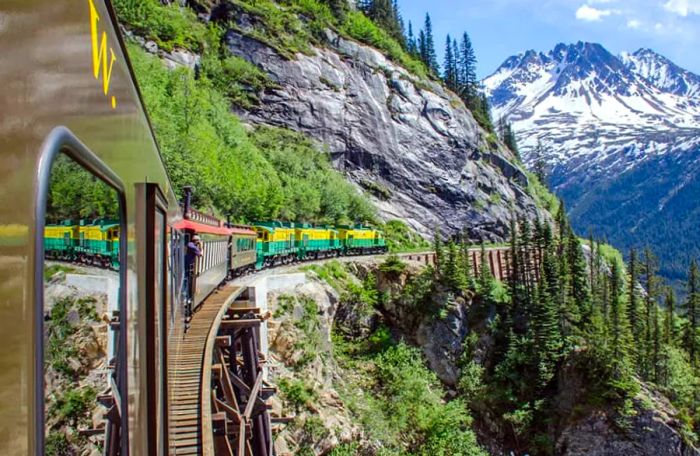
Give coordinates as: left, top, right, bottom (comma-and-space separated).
244, 372, 264, 419
220, 319, 261, 330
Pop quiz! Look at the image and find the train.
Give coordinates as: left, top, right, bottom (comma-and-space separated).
0, 1, 386, 455
44, 190, 387, 318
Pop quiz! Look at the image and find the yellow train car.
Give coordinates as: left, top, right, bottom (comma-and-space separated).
339, 225, 388, 254
294, 224, 341, 259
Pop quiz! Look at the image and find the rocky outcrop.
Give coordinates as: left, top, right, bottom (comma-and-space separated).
222, 19, 545, 240
557, 386, 700, 456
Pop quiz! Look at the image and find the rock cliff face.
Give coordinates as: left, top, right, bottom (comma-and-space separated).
223, 22, 544, 239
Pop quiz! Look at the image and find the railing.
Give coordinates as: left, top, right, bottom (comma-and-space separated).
184, 206, 224, 228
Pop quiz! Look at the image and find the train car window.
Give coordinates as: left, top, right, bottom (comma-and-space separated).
135, 184, 169, 456
39, 146, 126, 456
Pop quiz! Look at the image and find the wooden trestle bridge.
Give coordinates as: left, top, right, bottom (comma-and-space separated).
167, 248, 514, 456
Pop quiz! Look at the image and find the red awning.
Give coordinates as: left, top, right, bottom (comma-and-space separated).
172, 219, 232, 236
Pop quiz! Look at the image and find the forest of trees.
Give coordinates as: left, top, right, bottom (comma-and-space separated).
428, 206, 700, 451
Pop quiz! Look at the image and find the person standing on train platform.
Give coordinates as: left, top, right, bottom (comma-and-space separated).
184, 234, 203, 323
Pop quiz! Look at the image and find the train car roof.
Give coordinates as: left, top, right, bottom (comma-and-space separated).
173, 220, 255, 236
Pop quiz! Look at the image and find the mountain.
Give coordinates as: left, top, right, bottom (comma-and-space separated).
484, 42, 700, 284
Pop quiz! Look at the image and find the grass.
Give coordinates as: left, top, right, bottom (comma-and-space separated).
44, 263, 79, 281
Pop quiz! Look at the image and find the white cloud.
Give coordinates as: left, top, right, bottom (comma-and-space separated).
576, 4, 613, 21
627, 18, 642, 28
663, 0, 700, 16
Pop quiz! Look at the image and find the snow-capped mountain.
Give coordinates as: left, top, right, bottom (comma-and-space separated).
483, 42, 700, 283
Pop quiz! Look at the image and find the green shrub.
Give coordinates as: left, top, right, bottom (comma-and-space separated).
45, 432, 71, 456
379, 255, 407, 275
383, 219, 430, 253
112, 0, 206, 52
342, 11, 428, 79
278, 378, 317, 411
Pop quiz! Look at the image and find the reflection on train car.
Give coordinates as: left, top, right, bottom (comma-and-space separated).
42, 152, 124, 455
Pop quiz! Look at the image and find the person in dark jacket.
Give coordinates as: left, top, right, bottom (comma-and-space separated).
183, 235, 203, 323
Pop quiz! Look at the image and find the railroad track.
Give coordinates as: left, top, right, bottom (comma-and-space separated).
169, 284, 243, 455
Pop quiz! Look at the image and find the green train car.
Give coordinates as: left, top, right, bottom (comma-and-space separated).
295, 224, 342, 260
44, 219, 120, 268
253, 221, 297, 268
339, 224, 388, 254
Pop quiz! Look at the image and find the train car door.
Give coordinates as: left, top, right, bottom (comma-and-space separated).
136, 184, 169, 456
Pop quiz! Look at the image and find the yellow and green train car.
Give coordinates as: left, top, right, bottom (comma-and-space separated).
75, 219, 120, 268
44, 221, 79, 261
254, 221, 297, 268
339, 225, 388, 254
295, 224, 341, 259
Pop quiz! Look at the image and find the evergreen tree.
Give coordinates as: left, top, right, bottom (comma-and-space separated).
443, 35, 458, 90
642, 248, 659, 378
406, 21, 417, 55
684, 260, 700, 365
433, 231, 445, 277
502, 122, 520, 160
418, 29, 427, 66
444, 241, 466, 291
533, 139, 548, 186
532, 253, 563, 388
567, 229, 589, 324
628, 249, 643, 354
609, 260, 632, 364
422, 13, 439, 74
478, 243, 494, 296
664, 287, 676, 346
652, 302, 662, 383
460, 241, 475, 290
458, 32, 477, 99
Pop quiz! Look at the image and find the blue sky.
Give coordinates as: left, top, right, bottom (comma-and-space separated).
399, 0, 700, 78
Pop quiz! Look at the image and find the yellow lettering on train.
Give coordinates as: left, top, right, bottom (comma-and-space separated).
88, 0, 117, 108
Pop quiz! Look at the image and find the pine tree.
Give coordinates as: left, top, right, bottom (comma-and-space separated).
684, 260, 700, 365
664, 287, 676, 346
406, 21, 417, 55
444, 241, 465, 291
443, 35, 458, 90
458, 32, 477, 99
609, 260, 632, 364
433, 231, 445, 277
652, 302, 662, 383
461, 241, 475, 290
418, 29, 427, 65
532, 253, 563, 388
478, 243, 494, 297
502, 122, 520, 160
366, 0, 405, 42
423, 13, 439, 74
533, 139, 548, 186
567, 229, 589, 324
628, 249, 643, 353
642, 248, 659, 378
